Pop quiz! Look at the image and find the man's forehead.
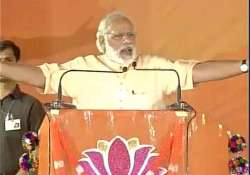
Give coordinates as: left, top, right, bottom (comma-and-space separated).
107, 18, 134, 33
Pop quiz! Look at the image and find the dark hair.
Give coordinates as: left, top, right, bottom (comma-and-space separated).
0, 40, 21, 61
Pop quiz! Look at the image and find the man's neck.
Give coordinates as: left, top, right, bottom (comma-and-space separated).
102, 54, 136, 66
0, 81, 16, 99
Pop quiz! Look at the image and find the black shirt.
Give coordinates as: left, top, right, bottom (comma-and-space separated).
0, 85, 46, 175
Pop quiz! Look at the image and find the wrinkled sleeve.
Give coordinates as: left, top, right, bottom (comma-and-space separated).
38, 56, 88, 96
39, 63, 62, 94
148, 55, 200, 92
140, 55, 200, 94
173, 59, 200, 90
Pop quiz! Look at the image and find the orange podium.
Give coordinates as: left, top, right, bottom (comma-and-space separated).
38, 109, 194, 175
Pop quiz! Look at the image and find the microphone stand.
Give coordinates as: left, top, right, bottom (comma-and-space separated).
45, 62, 194, 112
44, 69, 125, 110
133, 64, 194, 112
132, 63, 195, 175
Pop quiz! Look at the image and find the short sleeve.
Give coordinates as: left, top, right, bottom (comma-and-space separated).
172, 59, 200, 90
139, 55, 200, 94
38, 56, 90, 95
39, 63, 61, 94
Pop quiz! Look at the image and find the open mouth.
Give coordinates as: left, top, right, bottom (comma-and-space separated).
120, 47, 133, 55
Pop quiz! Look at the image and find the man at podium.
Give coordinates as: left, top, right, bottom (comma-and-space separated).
0, 11, 248, 110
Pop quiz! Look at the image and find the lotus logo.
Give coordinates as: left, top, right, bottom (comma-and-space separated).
76, 136, 168, 175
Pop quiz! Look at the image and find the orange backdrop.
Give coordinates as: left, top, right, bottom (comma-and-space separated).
1, 0, 248, 174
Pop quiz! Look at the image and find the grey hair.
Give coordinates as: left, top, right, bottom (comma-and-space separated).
96, 11, 130, 53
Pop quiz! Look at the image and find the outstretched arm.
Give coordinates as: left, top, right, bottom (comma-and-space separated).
0, 62, 45, 88
192, 60, 248, 84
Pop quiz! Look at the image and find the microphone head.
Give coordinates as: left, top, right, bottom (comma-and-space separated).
132, 61, 137, 69
122, 61, 136, 72
122, 66, 128, 72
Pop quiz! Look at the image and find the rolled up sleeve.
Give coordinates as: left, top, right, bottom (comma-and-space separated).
39, 63, 61, 94
174, 59, 200, 90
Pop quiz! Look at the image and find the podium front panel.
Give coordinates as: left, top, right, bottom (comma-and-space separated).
38, 110, 189, 175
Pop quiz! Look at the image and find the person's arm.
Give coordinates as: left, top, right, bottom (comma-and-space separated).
0, 62, 45, 88
192, 60, 247, 84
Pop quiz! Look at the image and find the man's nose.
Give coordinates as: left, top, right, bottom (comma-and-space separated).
121, 35, 134, 44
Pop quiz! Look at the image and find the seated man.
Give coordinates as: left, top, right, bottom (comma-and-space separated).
0, 11, 248, 110
0, 40, 46, 175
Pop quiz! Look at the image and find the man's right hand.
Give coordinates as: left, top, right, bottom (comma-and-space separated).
0, 62, 45, 88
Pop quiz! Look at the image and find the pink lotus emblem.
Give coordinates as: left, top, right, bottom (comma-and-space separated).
76, 136, 167, 175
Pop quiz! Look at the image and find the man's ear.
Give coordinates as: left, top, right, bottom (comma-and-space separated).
99, 36, 106, 53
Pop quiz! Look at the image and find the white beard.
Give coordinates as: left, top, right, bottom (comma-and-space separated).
104, 40, 137, 65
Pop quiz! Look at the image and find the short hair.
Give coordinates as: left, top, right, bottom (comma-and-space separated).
0, 40, 21, 62
96, 11, 131, 53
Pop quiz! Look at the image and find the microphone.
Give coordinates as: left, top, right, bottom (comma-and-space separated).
45, 68, 125, 110
132, 61, 194, 112
122, 66, 128, 72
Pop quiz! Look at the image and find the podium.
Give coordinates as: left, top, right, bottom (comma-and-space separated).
38, 109, 195, 175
